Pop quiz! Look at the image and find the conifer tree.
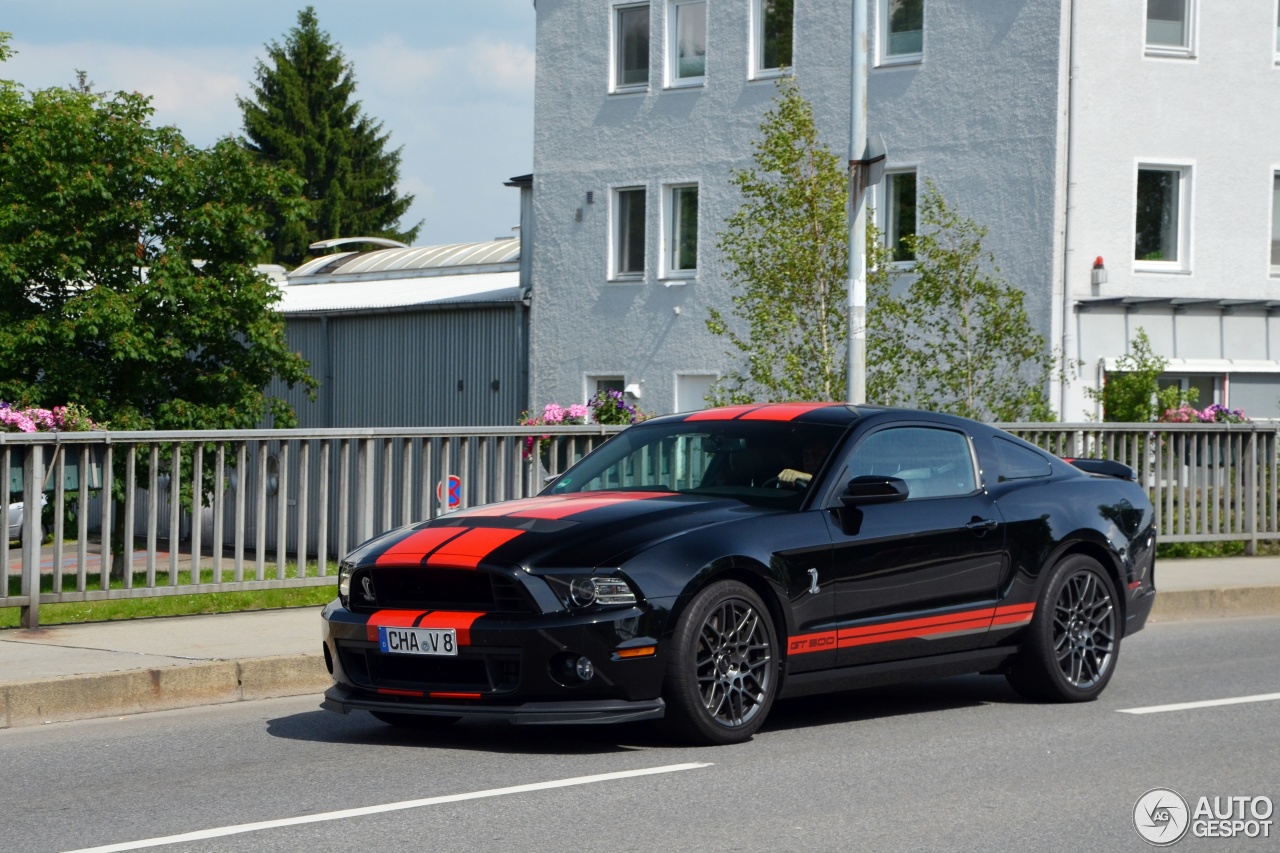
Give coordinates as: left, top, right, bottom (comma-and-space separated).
239, 7, 420, 264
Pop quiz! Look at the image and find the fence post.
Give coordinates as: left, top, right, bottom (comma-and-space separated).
1246, 428, 1258, 556
20, 444, 43, 629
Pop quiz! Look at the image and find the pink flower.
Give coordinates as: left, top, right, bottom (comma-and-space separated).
567, 404, 589, 421
542, 403, 566, 424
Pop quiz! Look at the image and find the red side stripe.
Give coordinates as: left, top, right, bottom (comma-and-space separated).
429, 691, 482, 700
425, 528, 524, 568
684, 405, 764, 421
365, 609, 428, 642
416, 610, 485, 646
837, 607, 997, 642
838, 616, 993, 649
374, 527, 467, 566
739, 403, 830, 421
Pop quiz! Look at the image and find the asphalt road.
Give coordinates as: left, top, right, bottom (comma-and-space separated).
3, 616, 1278, 853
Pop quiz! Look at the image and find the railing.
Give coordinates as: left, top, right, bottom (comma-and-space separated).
2, 426, 622, 627
4, 420, 1277, 628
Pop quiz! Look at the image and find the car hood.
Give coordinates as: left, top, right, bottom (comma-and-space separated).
343, 491, 774, 571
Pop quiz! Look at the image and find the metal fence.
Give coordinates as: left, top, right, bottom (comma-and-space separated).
4, 420, 1278, 627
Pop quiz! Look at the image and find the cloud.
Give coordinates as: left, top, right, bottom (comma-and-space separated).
8, 40, 254, 144
350, 36, 535, 104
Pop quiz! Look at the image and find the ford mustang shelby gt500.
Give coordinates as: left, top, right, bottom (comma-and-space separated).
321, 403, 1156, 744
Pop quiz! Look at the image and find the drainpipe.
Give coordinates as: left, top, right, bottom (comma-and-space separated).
1058, 0, 1079, 417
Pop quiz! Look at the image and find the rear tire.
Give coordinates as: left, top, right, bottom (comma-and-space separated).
1007, 554, 1121, 702
663, 581, 779, 745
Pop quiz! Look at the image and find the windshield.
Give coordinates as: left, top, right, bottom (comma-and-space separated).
544, 420, 848, 510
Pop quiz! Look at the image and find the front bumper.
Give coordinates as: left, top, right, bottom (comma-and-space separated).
322, 684, 665, 725
321, 598, 672, 722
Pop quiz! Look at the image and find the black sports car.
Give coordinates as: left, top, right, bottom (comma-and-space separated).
321, 404, 1156, 744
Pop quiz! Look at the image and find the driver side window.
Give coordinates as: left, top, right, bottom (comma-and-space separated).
842, 426, 977, 499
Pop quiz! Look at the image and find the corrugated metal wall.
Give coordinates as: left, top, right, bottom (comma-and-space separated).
272, 303, 527, 429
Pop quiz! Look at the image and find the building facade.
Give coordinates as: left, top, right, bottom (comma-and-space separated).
529, 0, 1280, 420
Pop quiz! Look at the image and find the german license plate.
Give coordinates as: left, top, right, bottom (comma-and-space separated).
378, 626, 457, 656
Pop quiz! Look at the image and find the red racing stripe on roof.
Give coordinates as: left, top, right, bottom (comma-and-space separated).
374, 527, 467, 566
683, 405, 765, 421
425, 527, 525, 568
417, 610, 486, 645
739, 402, 832, 421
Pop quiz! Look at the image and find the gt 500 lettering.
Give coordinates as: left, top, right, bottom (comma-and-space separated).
379, 626, 458, 656
789, 633, 836, 654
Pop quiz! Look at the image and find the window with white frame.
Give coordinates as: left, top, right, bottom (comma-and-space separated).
1271, 172, 1280, 272
880, 0, 923, 63
588, 376, 626, 398
666, 184, 699, 276
1145, 0, 1194, 56
1275, 0, 1280, 60
1134, 165, 1190, 268
752, 0, 793, 77
881, 171, 917, 263
614, 4, 650, 91
614, 186, 647, 278
668, 1, 706, 85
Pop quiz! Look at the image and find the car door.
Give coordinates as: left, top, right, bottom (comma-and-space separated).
822, 424, 1007, 667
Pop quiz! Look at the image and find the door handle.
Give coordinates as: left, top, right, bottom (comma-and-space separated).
966, 517, 998, 534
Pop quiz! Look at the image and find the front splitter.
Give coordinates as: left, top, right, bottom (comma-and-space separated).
322, 685, 666, 725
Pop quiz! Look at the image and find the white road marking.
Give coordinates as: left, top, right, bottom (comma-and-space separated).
1118, 692, 1280, 715
61, 762, 714, 853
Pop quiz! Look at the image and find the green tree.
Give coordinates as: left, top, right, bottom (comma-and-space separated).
239, 6, 420, 265
0, 36, 314, 431
709, 75, 852, 404
1084, 328, 1192, 422
869, 181, 1055, 422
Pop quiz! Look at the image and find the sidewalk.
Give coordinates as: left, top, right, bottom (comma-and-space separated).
2, 557, 1279, 730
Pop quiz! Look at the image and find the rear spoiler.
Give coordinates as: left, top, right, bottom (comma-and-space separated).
1062, 457, 1136, 481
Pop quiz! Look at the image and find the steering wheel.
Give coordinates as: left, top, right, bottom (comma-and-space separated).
761, 475, 807, 490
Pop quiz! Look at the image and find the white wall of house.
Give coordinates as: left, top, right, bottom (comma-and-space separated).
1065, 1, 1280, 419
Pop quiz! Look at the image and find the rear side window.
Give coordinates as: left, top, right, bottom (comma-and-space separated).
993, 437, 1052, 481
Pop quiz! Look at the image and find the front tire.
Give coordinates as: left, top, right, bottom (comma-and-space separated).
663, 581, 779, 745
1007, 554, 1121, 702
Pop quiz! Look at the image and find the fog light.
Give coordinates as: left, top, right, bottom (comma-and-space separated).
575, 655, 594, 682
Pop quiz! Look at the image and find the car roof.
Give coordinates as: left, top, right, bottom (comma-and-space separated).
649, 402, 983, 429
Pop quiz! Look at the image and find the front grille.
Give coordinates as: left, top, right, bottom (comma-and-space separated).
337, 641, 521, 694
349, 566, 535, 615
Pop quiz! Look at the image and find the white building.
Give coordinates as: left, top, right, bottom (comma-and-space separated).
528, 0, 1280, 419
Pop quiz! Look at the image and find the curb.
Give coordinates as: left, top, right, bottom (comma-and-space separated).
0, 653, 329, 730
1148, 586, 1280, 622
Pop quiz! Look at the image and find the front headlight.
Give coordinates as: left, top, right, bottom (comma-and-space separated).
338, 564, 353, 608
546, 574, 639, 610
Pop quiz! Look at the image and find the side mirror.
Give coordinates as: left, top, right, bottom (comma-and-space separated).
840, 475, 909, 506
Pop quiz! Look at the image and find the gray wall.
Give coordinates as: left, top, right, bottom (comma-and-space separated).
529, 0, 1066, 415
273, 304, 527, 428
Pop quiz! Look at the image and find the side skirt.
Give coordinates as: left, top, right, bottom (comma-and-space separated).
778, 647, 1019, 700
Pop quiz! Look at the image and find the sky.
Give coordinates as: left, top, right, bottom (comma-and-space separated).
0, 0, 536, 246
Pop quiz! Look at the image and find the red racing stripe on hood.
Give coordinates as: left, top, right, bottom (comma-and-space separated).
425, 527, 525, 568
507, 492, 672, 520
365, 609, 429, 642
374, 527, 467, 566
417, 611, 485, 645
